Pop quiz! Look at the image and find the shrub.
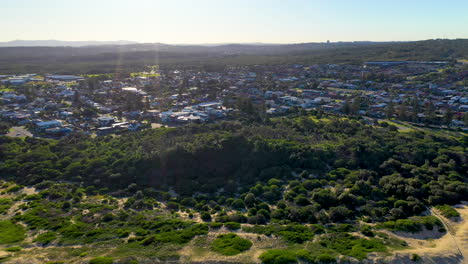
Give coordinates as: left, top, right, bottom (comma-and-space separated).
209, 222, 223, 229
376, 216, 443, 233
224, 222, 241, 230
259, 249, 297, 264
5, 246, 22, 252
211, 233, 252, 256
360, 225, 374, 237
0, 198, 12, 214
89, 256, 114, 264
0, 220, 26, 244
316, 253, 336, 263
435, 205, 460, 218
200, 212, 211, 222
34, 232, 58, 245
411, 253, 422, 262
6, 185, 22, 193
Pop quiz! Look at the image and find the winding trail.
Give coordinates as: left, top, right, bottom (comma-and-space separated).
428, 206, 464, 258
389, 204, 468, 264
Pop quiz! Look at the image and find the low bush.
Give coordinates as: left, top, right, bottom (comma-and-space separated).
4, 246, 22, 252
89, 256, 114, 264
243, 224, 316, 243
376, 216, 443, 233
224, 222, 241, 230
34, 231, 58, 245
211, 233, 252, 256
208, 222, 223, 229
259, 249, 297, 264
435, 205, 460, 218
6, 185, 22, 193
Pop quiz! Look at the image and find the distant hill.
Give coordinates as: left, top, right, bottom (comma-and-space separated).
0, 39, 466, 74
0, 40, 139, 47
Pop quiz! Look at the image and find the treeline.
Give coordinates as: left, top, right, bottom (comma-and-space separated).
0, 39, 467, 74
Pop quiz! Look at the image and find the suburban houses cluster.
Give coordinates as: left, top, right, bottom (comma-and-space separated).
1, 61, 467, 138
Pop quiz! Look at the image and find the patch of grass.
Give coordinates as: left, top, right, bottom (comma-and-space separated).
89, 256, 114, 264
0, 220, 26, 244
4, 246, 22, 252
211, 233, 252, 256
0, 198, 13, 214
6, 185, 22, 193
242, 224, 319, 243
316, 232, 386, 260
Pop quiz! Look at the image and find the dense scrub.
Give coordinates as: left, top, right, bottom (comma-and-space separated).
1, 116, 466, 226
0, 115, 466, 262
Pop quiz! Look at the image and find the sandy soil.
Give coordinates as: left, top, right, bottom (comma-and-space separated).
385, 203, 468, 264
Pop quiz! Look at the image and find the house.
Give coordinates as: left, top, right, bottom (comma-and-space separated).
97, 116, 115, 127
36, 120, 62, 130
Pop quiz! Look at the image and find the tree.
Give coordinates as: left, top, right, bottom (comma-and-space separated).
244, 193, 256, 207
231, 199, 245, 210
351, 98, 362, 115
398, 103, 409, 121
444, 108, 454, 128
385, 102, 394, 119
425, 102, 436, 124
201, 212, 212, 222
341, 100, 351, 115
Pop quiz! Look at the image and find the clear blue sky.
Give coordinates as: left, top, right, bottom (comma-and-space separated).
1, 0, 467, 43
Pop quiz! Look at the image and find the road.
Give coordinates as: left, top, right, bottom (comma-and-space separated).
6, 126, 33, 138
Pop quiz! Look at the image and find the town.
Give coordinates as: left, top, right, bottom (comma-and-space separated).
1, 61, 467, 138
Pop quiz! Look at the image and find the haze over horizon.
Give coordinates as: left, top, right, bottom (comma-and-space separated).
2, 0, 467, 44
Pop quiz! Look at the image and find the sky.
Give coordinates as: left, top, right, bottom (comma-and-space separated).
1, 0, 467, 44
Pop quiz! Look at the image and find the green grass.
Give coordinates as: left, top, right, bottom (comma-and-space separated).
4, 246, 22, 252
88, 256, 114, 264
211, 233, 252, 256
130, 72, 160, 77
0, 198, 13, 214
0, 220, 26, 244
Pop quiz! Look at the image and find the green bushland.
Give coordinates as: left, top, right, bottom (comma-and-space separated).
89, 256, 114, 264
376, 216, 444, 233
259, 229, 401, 263
315, 233, 386, 260
0, 113, 466, 262
211, 233, 252, 256
0, 220, 26, 244
242, 224, 321, 243
435, 205, 460, 218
